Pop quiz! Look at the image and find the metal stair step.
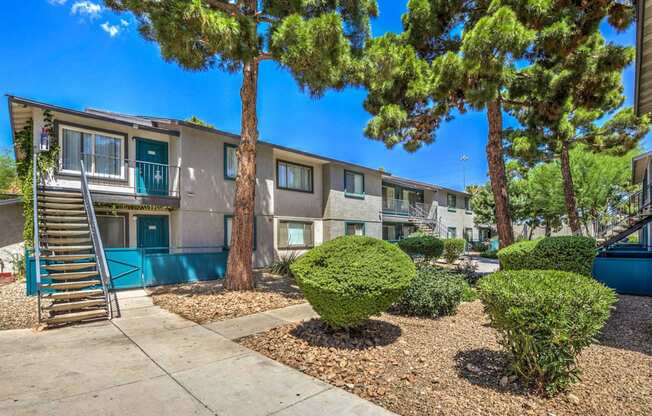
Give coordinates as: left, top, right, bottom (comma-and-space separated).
43, 237, 92, 245
43, 254, 95, 262
44, 271, 99, 281
43, 245, 94, 252
41, 196, 84, 203
44, 298, 106, 312
39, 209, 86, 216
42, 288, 104, 300
40, 217, 89, 224
42, 280, 101, 290
40, 222, 89, 229
44, 229, 90, 237
45, 309, 108, 325
38, 190, 83, 198
41, 202, 85, 210
44, 262, 97, 272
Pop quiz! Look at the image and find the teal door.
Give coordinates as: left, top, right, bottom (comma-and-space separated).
137, 216, 169, 254
136, 138, 169, 196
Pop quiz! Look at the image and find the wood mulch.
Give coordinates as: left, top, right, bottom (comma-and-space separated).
148, 271, 305, 324
240, 295, 652, 416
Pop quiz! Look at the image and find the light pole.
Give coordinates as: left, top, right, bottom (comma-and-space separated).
460, 153, 469, 191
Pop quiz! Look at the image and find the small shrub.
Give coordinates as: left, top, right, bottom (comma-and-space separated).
477, 270, 617, 395
269, 252, 299, 277
470, 241, 489, 252
8, 252, 25, 281
291, 236, 415, 329
454, 257, 479, 283
397, 234, 444, 262
480, 249, 498, 259
396, 266, 468, 317
497, 236, 596, 276
443, 238, 466, 263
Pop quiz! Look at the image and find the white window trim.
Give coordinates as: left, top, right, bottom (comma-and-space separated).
59, 124, 126, 180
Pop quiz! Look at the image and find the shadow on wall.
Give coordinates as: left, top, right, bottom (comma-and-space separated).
0, 201, 23, 248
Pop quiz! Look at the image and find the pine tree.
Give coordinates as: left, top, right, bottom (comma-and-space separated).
507, 33, 649, 235
105, 0, 378, 290
358, 0, 635, 248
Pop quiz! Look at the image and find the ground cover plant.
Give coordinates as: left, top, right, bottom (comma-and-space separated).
396, 266, 469, 317
443, 239, 466, 264
291, 235, 415, 329
477, 270, 617, 395
397, 234, 444, 263
497, 236, 596, 275
269, 252, 299, 277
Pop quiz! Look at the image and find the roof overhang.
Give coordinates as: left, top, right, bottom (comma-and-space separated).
382, 174, 470, 196
632, 150, 652, 183
636, 0, 652, 115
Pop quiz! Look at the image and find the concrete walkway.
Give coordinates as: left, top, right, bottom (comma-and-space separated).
0, 290, 394, 416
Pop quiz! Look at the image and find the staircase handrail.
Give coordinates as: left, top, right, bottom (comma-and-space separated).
79, 160, 114, 319
596, 185, 652, 246
32, 153, 43, 323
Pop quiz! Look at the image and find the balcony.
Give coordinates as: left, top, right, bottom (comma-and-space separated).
382, 199, 434, 218
54, 154, 181, 207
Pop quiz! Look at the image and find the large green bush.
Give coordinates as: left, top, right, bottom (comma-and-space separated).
397, 234, 444, 262
396, 266, 469, 317
290, 236, 416, 328
443, 238, 466, 263
477, 270, 616, 395
497, 236, 596, 276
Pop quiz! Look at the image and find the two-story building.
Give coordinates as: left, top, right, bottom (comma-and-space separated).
9, 95, 477, 268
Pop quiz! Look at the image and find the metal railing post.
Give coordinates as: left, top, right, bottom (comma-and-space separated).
32, 153, 42, 323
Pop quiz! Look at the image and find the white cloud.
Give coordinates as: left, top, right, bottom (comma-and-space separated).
120, 19, 129, 27
48, 0, 68, 5
101, 21, 120, 37
71, 1, 102, 19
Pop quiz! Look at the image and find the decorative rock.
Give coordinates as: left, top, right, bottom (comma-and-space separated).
567, 393, 580, 405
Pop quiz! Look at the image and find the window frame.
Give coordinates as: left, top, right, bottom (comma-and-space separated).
447, 226, 457, 239
58, 123, 127, 180
96, 213, 128, 248
276, 159, 314, 193
344, 221, 366, 236
277, 220, 314, 249
224, 214, 256, 251
464, 196, 472, 213
223, 143, 238, 180
447, 193, 457, 212
344, 169, 365, 199
464, 227, 474, 242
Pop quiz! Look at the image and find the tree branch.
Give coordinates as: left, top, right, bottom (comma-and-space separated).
256, 12, 277, 24
257, 52, 273, 61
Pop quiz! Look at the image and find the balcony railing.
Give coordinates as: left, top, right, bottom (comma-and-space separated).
382, 199, 435, 218
59, 153, 180, 198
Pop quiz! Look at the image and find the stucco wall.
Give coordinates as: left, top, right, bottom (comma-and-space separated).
322, 163, 383, 223
273, 152, 323, 219
0, 202, 24, 248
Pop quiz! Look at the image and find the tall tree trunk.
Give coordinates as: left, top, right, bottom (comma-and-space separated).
559, 139, 581, 235
528, 223, 535, 240
486, 100, 514, 248
225, 58, 259, 290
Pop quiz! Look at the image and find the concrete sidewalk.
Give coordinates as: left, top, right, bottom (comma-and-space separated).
0, 290, 394, 416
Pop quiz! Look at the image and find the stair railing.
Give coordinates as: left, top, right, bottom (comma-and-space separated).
596, 185, 652, 248
32, 153, 43, 323
80, 160, 115, 319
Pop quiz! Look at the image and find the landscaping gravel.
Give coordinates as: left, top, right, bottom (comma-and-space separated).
0, 281, 37, 330
240, 295, 652, 416
149, 271, 304, 324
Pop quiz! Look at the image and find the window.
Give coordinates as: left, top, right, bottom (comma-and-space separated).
277, 160, 313, 192
383, 224, 396, 241
344, 170, 364, 197
61, 126, 124, 178
224, 143, 238, 180
464, 196, 471, 212
345, 222, 365, 236
97, 215, 126, 248
224, 215, 256, 250
278, 221, 313, 248
447, 226, 457, 239
464, 228, 473, 242
447, 193, 457, 211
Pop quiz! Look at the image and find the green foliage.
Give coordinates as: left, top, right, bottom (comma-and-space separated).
185, 116, 215, 129
269, 252, 299, 277
396, 266, 468, 317
290, 236, 415, 329
0, 150, 17, 193
443, 238, 465, 264
479, 249, 498, 259
397, 234, 443, 262
498, 236, 596, 276
477, 270, 617, 395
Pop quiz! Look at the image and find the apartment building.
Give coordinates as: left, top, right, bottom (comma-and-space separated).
9, 96, 478, 268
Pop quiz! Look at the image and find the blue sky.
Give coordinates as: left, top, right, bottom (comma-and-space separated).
0, 1, 644, 191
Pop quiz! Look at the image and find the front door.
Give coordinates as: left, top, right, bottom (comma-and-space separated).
137, 215, 169, 254
136, 138, 169, 196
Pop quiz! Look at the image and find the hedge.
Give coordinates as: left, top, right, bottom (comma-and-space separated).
290, 236, 416, 328
497, 236, 596, 276
443, 238, 466, 263
478, 270, 616, 395
397, 234, 444, 261
396, 266, 469, 317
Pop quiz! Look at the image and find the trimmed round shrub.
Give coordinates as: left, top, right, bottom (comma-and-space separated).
396, 266, 469, 317
497, 236, 596, 276
480, 249, 498, 259
397, 234, 444, 261
290, 236, 416, 329
443, 238, 466, 263
477, 270, 617, 395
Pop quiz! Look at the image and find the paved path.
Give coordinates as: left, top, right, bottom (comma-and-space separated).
0, 290, 394, 416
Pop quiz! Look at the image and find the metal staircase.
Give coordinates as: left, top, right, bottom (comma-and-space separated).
33, 155, 116, 327
407, 204, 448, 237
596, 186, 652, 249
